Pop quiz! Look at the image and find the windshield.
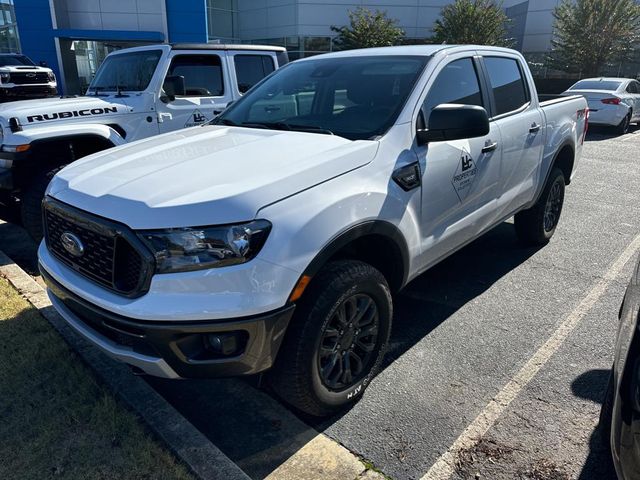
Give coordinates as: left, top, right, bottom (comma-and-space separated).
569, 80, 622, 91
88, 50, 162, 92
0, 55, 35, 67
214, 55, 428, 140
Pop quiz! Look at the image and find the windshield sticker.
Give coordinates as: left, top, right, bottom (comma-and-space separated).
26, 107, 118, 123
185, 109, 209, 127
452, 147, 477, 202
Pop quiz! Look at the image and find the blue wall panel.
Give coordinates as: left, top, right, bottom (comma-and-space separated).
166, 0, 208, 43
13, 0, 60, 84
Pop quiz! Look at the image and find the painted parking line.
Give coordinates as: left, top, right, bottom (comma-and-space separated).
421, 233, 640, 480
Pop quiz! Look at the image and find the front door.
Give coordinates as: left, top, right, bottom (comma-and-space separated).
413, 55, 502, 269
156, 53, 233, 133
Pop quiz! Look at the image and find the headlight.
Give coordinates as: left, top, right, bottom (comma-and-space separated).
48, 71, 55, 82
139, 220, 272, 273
0, 73, 9, 83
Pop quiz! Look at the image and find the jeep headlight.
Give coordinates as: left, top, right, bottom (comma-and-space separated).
0, 73, 9, 83
48, 71, 55, 82
139, 220, 272, 273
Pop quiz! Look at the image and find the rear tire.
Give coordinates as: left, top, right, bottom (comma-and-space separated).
268, 260, 392, 417
514, 167, 565, 245
20, 166, 65, 242
616, 111, 631, 135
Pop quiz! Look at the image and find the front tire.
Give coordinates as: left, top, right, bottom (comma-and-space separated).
514, 167, 566, 245
20, 166, 65, 242
268, 260, 392, 417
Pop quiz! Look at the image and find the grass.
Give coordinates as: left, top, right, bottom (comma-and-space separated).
0, 276, 194, 480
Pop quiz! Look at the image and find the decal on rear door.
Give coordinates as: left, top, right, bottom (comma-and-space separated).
451, 147, 477, 202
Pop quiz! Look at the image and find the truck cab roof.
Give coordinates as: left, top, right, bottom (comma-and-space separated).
170, 43, 286, 52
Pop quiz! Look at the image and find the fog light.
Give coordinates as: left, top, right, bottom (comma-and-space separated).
206, 332, 245, 356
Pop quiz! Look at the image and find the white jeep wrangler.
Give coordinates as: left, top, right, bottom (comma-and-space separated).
0, 43, 287, 239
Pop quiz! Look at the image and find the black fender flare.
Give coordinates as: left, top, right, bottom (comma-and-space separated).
290, 220, 410, 301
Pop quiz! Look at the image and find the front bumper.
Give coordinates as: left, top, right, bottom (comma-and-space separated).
40, 263, 295, 379
0, 85, 57, 99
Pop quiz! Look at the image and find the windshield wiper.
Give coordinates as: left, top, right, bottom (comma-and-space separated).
284, 124, 334, 136
239, 121, 335, 136
211, 118, 238, 126
87, 86, 109, 97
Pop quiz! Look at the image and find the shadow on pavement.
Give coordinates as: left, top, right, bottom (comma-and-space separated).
585, 124, 640, 142
571, 369, 617, 480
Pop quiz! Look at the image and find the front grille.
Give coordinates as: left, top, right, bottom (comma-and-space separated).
9, 72, 50, 84
43, 198, 154, 297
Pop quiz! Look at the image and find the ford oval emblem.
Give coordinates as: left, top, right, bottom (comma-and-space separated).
60, 232, 84, 257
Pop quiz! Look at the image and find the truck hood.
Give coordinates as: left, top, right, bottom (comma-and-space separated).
48, 126, 378, 229
0, 95, 129, 126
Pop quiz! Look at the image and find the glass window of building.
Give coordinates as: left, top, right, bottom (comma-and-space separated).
207, 0, 238, 43
0, 0, 19, 53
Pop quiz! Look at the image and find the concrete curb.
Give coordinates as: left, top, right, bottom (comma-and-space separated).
0, 249, 250, 480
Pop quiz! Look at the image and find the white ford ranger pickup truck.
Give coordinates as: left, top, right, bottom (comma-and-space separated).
38, 45, 588, 416
0, 43, 287, 239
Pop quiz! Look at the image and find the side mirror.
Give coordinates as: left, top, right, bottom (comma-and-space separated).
417, 104, 490, 145
39, 61, 48, 67
162, 75, 186, 102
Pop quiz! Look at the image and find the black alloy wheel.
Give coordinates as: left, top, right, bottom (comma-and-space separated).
317, 293, 379, 390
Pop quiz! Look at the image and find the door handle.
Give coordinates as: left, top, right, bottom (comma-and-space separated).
157, 112, 172, 123
529, 123, 541, 133
481, 141, 498, 153
213, 110, 223, 115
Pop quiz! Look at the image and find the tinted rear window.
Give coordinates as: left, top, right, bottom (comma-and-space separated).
569, 80, 622, 91
484, 57, 529, 115
234, 55, 275, 93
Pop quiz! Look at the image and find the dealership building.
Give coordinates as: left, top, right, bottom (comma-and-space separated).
0, 0, 595, 94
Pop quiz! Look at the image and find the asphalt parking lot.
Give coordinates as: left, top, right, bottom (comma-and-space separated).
1, 126, 638, 480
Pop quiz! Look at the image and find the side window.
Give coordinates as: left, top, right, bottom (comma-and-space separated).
484, 57, 529, 115
234, 55, 275, 93
167, 55, 224, 97
422, 58, 483, 124
626, 82, 638, 94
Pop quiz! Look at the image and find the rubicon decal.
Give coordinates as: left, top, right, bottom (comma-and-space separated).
26, 107, 118, 123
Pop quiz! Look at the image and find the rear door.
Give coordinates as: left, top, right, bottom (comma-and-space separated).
228, 51, 277, 96
413, 53, 502, 267
156, 51, 233, 133
481, 54, 544, 216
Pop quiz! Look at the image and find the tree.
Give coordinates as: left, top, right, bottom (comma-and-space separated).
432, 0, 513, 47
549, 0, 640, 76
331, 7, 405, 50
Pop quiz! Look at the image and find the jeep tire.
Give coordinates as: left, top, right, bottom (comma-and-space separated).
20, 166, 65, 242
269, 260, 392, 417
